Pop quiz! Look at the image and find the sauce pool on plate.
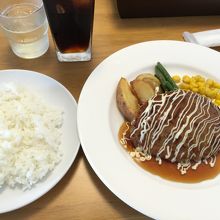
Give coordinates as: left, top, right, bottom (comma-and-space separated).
119, 122, 220, 183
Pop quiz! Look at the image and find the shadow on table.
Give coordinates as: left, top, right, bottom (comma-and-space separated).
82, 152, 154, 220
110, 0, 220, 30
109, 0, 220, 43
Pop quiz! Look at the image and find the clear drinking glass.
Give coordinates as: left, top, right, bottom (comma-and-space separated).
0, 0, 49, 59
42, 0, 95, 62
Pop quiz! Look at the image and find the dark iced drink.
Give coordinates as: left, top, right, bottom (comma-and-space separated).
43, 0, 95, 61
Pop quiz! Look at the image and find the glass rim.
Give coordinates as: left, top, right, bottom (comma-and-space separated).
0, 1, 43, 19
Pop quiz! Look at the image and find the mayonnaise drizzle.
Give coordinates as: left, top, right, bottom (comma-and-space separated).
130, 90, 220, 174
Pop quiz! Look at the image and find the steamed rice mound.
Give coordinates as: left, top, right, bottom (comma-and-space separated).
0, 83, 63, 190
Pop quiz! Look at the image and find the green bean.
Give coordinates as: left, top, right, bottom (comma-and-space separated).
155, 66, 169, 91
156, 62, 178, 90
165, 81, 174, 91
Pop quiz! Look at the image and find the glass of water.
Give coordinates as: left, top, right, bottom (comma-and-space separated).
0, 0, 49, 59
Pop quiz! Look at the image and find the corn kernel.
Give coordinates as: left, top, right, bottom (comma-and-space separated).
172, 75, 181, 83
199, 86, 206, 95
213, 81, 220, 89
190, 78, 197, 85
197, 82, 205, 87
192, 87, 199, 93
193, 75, 200, 82
192, 75, 203, 82
179, 83, 190, 90
192, 76, 197, 81
182, 75, 191, 84
190, 82, 199, 88
206, 79, 214, 87
196, 75, 205, 82
206, 88, 214, 98
214, 99, 220, 106
208, 89, 218, 99
216, 93, 220, 100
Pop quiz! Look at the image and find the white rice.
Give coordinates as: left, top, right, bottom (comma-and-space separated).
0, 83, 63, 190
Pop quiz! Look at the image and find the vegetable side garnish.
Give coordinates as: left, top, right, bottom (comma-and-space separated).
155, 62, 178, 92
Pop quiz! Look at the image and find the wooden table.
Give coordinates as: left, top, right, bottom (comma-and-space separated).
1, 0, 220, 219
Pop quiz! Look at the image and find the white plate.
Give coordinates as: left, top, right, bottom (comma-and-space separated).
77, 40, 220, 220
0, 69, 80, 213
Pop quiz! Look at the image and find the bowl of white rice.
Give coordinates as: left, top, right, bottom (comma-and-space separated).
0, 69, 80, 213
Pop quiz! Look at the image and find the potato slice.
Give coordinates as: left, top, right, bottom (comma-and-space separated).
143, 78, 159, 89
116, 78, 139, 121
131, 79, 155, 104
136, 73, 161, 93
136, 73, 160, 86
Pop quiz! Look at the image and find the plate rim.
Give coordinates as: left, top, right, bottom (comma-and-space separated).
0, 69, 80, 213
77, 40, 220, 220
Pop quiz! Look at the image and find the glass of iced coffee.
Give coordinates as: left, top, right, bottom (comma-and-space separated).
43, 0, 95, 62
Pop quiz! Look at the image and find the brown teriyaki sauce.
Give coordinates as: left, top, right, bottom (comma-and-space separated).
119, 122, 220, 183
